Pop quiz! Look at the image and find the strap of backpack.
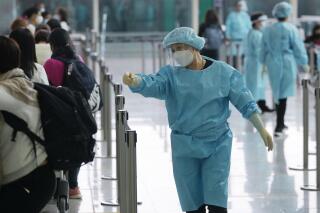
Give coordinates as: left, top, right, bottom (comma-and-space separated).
1, 111, 45, 161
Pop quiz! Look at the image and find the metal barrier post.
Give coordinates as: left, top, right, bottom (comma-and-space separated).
105, 73, 113, 157
141, 42, 146, 73
301, 87, 320, 191
151, 41, 156, 73
119, 110, 129, 212
158, 43, 163, 68
101, 96, 125, 206
125, 130, 138, 213
100, 64, 107, 140
95, 72, 112, 159
236, 42, 242, 71
310, 47, 315, 76
289, 79, 315, 171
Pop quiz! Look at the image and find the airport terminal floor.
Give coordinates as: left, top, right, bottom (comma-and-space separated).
3, 1, 320, 213
41, 62, 320, 212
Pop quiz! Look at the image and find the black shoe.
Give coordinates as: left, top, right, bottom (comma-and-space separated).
261, 106, 275, 113
257, 100, 275, 113
274, 125, 285, 137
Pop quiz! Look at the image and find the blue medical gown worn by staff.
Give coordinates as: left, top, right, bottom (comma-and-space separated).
226, 11, 251, 56
129, 59, 259, 211
260, 22, 308, 102
244, 29, 266, 100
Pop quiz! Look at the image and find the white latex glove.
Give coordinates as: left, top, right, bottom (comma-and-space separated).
122, 72, 142, 87
302, 64, 310, 73
249, 113, 273, 151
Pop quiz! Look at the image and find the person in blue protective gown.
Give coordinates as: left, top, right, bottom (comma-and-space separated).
225, 1, 251, 67
244, 12, 274, 113
260, 2, 309, 137
123, 27, 273, 213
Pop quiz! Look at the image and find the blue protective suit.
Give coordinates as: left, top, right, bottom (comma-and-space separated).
244, 29, 266, 100
226, 11, 251, 55
260, 22, 308, 102
129, 58, 259, 211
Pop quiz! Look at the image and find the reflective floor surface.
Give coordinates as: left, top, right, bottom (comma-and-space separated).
42, 57, 320, 213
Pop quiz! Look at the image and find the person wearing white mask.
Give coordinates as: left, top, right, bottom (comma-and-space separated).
244, 12, 274, 113
122, 27, 273, 213
54, 8, 70, 32
22, 7, 43, 35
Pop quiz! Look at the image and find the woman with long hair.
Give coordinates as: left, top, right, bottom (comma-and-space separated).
9, 28, 48, 84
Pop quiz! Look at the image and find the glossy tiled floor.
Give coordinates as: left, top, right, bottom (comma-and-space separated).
42, 56, 320, 213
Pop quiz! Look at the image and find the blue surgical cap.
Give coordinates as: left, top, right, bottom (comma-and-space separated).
163, 27, 205, 50
272, 2, 292, 18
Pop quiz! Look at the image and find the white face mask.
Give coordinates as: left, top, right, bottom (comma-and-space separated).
36, 15, 43, 25
53, 14, 61, 21
173, 50, 194, 67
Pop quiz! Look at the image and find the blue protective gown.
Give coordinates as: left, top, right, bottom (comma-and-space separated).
244, 29, 266, 100
129, 58, 259, 211
260, 22, 308, 102
226, 11, 251, 56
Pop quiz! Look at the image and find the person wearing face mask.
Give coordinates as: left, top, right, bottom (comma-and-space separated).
122, 27, 273, 213
54, 8, 70, 32
244, 13, 274, 113
225, 0, 251, 67
260, 2, 309, 137
22, 7, 43, 35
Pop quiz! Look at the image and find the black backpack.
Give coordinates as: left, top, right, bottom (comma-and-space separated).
1, 83, 97, 170
53, 56, 103, 112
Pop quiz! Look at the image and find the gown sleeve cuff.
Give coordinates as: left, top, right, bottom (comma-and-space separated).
129, 74, 146, 92
239, 101, 261, 119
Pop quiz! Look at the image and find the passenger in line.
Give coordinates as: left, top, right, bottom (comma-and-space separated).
22, 7, 43, 35
244, 12, 274, 113
0, 36, 55, 213
10, 18, 28, 32
123, 27, 273, 213
198, 9, 224, 60
54, 8, 70, 32
35, 29, 52, 65
44, 28, 82, 199
9, 28, 49, 85
260, 2, 309, 137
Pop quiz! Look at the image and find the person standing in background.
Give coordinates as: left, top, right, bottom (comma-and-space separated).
54, 8, 70, 32
244, 12, 274, 113
260, 2, 309, 137
199, 9, 224, 60
22, 7, 43, 35
225, 1, 251, 67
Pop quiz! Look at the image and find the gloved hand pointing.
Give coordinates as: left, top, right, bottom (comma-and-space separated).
123, 72, 142, 87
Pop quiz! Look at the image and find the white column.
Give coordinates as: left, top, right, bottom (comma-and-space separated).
290, 0, 298, 23
93, 0, 100, 32
191, 0, 199, 32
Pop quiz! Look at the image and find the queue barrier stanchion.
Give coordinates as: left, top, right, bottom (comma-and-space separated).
301, 87, 320, 191
141, 41, 146, 73
310, 47, 315, 76
151, 41, 156, 73
99, 63, 107, 141
235, 42, 242, 71
289, 79, 316, 171
96, 72, 113, 159
126, 129, 138, 213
